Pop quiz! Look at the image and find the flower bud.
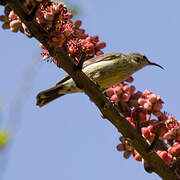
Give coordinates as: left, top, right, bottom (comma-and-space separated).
123, 151, 131, 159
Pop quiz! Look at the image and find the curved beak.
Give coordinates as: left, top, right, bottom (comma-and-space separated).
148, 61, 164, 70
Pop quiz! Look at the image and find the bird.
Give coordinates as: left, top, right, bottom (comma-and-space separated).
36, 52, 163, 107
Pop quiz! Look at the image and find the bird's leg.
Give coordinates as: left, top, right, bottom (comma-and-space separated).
75, 53, 87, 71
133, 111, 142, 135
136, 119, 142, 135
146, 133, 159, 152
118, 101, 131, 117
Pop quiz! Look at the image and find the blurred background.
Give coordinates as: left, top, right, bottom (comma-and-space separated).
0, 0, 180, 179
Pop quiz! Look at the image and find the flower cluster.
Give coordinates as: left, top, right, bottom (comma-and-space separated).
0, 1, 106, 63
36, 1, 106, 62
0, 5, 32, 37
109, 79, 180, 166
106, 80, 135, 103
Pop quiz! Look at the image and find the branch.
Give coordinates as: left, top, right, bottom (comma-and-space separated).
5, 1, 180, 179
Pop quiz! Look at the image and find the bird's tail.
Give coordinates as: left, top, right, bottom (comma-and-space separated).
36, 85, 65, 108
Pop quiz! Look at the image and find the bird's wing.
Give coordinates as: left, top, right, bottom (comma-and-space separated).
56, 52, 122, 86
82, 52, 121, 68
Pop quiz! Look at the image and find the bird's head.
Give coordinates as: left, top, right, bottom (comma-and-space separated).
127, 52, 164, 71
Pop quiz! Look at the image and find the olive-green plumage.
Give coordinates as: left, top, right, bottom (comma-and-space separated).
36, 52, 163, 107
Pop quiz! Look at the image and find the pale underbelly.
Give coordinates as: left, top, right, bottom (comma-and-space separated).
91, 70, 130, 90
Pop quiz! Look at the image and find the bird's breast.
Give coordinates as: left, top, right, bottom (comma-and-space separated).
83, 59, 132, 90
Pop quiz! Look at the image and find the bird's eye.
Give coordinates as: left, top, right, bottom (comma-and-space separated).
135, 57, 141, 63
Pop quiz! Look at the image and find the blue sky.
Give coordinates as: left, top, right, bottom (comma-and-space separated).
0, 0, 180, 179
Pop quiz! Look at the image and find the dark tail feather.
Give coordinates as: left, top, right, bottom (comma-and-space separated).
36, 85, 65, 107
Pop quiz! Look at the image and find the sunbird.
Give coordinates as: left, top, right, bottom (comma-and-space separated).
36, 52, 163, 107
